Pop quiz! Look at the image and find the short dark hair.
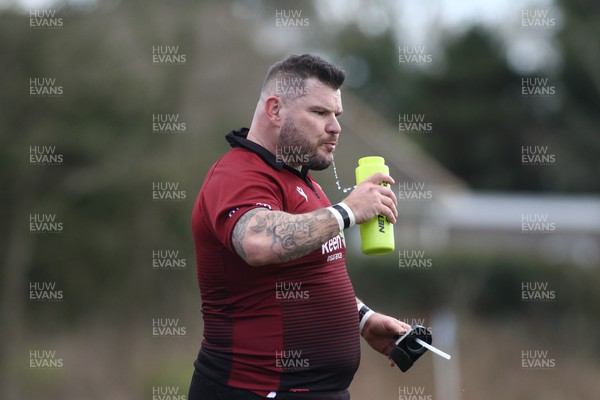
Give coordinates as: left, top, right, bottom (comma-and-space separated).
261, 54, 345, 99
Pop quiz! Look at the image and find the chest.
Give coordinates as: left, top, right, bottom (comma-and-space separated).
281, 178, 330, 214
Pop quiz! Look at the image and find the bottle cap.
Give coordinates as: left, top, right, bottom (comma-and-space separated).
358, 156, 385, 166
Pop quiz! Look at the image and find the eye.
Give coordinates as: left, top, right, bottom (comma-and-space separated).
313, 110, 326, 116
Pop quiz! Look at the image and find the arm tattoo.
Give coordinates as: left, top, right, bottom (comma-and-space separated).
232, 208, 261, 260
232, 207, 340, 265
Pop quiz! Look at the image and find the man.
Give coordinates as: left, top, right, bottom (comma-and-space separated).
190, 54, 410, 399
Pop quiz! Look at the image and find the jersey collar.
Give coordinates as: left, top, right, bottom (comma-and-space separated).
226, 128, 311, 180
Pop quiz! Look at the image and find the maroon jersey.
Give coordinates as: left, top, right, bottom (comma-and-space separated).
191, 129, 360, 399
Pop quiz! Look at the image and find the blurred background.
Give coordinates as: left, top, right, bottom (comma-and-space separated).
1, 0, 600, 399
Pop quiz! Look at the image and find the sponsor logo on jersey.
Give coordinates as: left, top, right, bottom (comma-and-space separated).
322, 232, 345, 262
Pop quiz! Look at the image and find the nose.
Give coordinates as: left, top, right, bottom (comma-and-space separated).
326, 115, 341, 135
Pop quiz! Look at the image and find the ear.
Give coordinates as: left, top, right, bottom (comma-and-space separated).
264, 96, 283, 127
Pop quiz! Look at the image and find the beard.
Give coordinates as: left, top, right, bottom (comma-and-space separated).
277, 117, 333, 171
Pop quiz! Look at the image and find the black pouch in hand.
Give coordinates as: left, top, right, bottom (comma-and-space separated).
389, 324, 432, 372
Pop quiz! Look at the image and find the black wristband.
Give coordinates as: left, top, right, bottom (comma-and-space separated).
358, 304, 372, 321
358, 303, 374, 332
332, 204, 350, 230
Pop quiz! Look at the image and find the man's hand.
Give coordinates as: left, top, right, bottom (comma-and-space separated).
362, 313, 411, 367
343, 172, 398, 224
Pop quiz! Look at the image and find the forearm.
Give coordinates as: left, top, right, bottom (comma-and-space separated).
232, 207, 340, 266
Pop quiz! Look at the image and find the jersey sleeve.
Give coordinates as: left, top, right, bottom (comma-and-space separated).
201, 162, 284, 253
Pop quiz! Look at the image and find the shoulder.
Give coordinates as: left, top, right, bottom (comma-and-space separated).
213, 147, 269, 172
204, 148, 281, 190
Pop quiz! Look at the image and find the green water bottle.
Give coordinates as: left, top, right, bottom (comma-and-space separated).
355, 156, 395, 255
